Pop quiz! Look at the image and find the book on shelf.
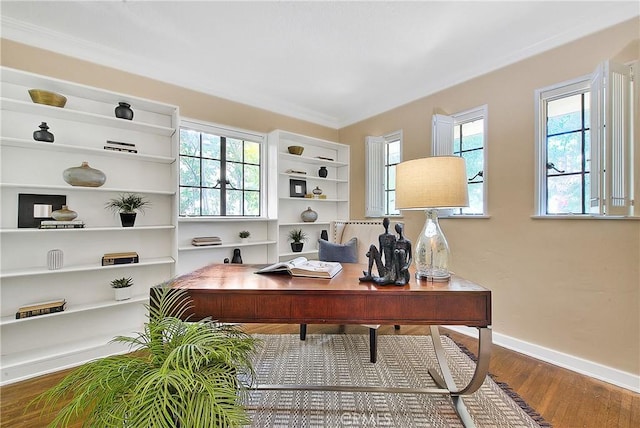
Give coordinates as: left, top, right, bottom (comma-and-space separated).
104, 140, 138, 153
191, 236, 222, 246
102, 251, 139, 266
16, 299, 66, 319
40, 220, 85, 229
256, 257, 342, 279
104, 145, 138, 153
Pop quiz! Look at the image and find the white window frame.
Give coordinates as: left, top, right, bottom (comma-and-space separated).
178, 119, 267, 218
365, 130, 403, 217
432, 105, 489, 216
534, 60, 637, 218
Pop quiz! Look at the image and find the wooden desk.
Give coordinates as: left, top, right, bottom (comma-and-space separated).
166, 263, 492, 428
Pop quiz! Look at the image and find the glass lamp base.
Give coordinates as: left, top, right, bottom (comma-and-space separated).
415, 270, 451, 281
414, 209, 452, 282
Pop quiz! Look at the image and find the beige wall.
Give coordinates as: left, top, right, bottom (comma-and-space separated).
340, 18, 640, 376
1, 18, 639, 378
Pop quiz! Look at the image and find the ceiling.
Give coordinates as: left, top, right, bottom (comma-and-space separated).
1, 1, 638, 129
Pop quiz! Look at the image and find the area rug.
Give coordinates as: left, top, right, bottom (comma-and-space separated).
242, 334, 550, 427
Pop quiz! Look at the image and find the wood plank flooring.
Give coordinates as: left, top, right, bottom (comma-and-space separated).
1, 324, 638, 428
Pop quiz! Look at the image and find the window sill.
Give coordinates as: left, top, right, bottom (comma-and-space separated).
441, 215, 491, 219
531, 215, 640, 221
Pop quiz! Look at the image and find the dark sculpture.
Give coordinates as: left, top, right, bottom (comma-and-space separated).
231, 248, 243, 264
359, 218, 411, 286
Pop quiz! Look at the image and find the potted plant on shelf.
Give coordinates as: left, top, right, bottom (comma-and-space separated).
239, 230, 250, 243
33, 286, 257, 427
110, 276, 133, 301
105, 193, 150, 227
288, 228, 307, 252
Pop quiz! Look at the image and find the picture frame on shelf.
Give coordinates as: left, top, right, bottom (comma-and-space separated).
18, 194, 66, 228
289, 179, 307, 198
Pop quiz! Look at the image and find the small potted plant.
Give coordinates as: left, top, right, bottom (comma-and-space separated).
288, 228, 308, 252
105, 193, 150, 227
239, 230, 250, 243
110, 276, 133, 301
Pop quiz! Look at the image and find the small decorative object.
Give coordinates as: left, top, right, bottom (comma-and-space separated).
63, 162, 106, 187
239, 230, 250, 243
110, 276, 133, 301
28, 89, 67, 108
33, 122, 54, 142
47, 249, 63, 270
320, 229, 329, 241
50, 205, 78, 221
105, 193, 150, 227
114, 102, 134, 120
300, 206, 318, 222
318, 166, 328, 178
287, 145, 304, 155
231, 248, 243, 264
289, 179, 307, 197
359, 218, 412, 286
288, 228, 308, 252
312, 186, 323, 197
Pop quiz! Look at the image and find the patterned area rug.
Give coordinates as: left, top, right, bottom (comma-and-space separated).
243, 334, 549, 427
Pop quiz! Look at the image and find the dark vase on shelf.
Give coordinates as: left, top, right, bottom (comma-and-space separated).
291, 242, 304, 252
115, 102, 134, 120
33, 122, 54, 142
318, 166, 328, 178
119, 212, 137, 227
320, 230, 329, 241
231, 248, 243, 264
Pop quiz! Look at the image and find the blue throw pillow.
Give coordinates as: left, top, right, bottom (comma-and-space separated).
318, 237, 358, 263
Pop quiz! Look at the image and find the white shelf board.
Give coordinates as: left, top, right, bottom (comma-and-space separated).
1, 295, 148, 326
0, 257, 175, 279
1, 225, 175, 233
0, 182, 175, 195
0, 138, 175, 164
279, 250, 319, 259
178, 240, 277, 251
280, 152, 348, 167
1, 98, 175, 136
279, 222, 330, 227
279, 172, 348, 183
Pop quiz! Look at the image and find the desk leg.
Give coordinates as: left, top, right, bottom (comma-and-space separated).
428, 325, 492, 428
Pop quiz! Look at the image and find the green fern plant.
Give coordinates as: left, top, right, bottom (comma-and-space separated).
33, 286, 258, 427
287, 228, 307, 243
104, 193, 150, 214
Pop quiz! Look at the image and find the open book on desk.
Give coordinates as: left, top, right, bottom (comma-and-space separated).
256, 257, 343, 279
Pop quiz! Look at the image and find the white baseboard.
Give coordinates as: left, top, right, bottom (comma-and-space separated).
445, 326, 640, 393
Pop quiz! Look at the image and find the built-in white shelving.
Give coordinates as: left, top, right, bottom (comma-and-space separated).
0, 66, 179, 385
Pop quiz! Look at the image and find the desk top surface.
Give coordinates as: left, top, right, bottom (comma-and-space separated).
171, 263, 490, 295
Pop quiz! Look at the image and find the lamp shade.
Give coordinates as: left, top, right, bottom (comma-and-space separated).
396, 156, 469, 209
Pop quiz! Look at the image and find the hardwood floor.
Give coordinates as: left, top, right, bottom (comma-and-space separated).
1, 324, 638, 427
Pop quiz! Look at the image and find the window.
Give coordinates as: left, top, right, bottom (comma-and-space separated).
432, 105, 488, 215
179, 121, 264, 217
365, 131, 402, 217
535, 60, 637, 217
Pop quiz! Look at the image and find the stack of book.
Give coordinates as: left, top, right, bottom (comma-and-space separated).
16, 299, 66, 319
40, 220, 85, 229
102, 251, 139, 266
104, 140, 138, 153
191, 236, 222, 246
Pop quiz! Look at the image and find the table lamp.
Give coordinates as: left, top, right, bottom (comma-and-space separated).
395, 156, 469, 281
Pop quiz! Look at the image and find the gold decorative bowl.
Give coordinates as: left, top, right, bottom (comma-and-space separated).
28, 89, 67, 108
288, 145, 304, 155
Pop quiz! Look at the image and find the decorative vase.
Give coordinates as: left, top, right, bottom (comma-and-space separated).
318, 166, 328, 178
33, 122, 54, 142
320, 229, 329, 241
231, 248, 243, 263
51, 205, 78, 221
312, 186, 323, 197
63, 162, 106, 187
115, 287, 132, 301
300, 206, 318, 222
119, 212, 137, 227
47, 249, 63, 270
291, 242, 304, 252
115, 102, 134, 120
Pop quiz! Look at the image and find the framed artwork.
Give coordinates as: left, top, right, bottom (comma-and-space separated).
18, 193, 66, 228
289, 179, 307, 198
